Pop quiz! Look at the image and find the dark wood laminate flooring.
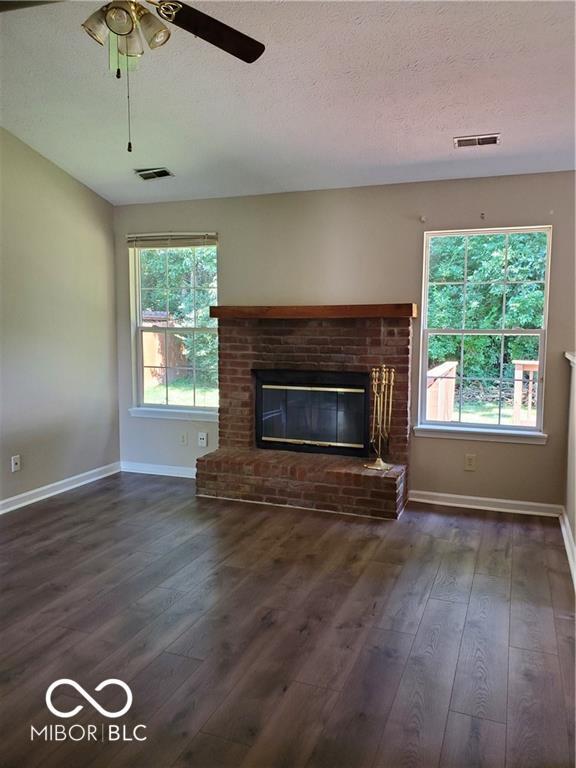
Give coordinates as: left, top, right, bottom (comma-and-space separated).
0, 472, 573, 768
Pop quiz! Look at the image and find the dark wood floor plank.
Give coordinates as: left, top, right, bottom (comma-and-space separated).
450, 574, 509, 723
201, 561, 399, 748
399, 505, 485, 546
507, 646, 571, 768
155, 511, 271, 593
239, 682, 338, 768
220, 510, 300, 570
510, 544, 557, 655
335, 559, 401, 629
545, 545, 575, 621
171, 732, 249, 768
256, 518, 380, 611
474, 511, 513, 579
512, 514, 563, 546
0, 623, 87, 696
109, 607, 287, 768
131, 514, 219, 556
59, 532, 223, 632
374, 598, 467, 768
165, 571, 287, 660
555, 615, 576, 767
292, 564, 384, 690
295, 621, 370, 690
73, 605, 211, 694
538, 516, 565, 546
1, 547, 168, 646
371, 518, 425, 565
439, 711, 505, 768
0, 585, 94, 651
430, 541, 478, 603
201, 605, 327, 746
163, 565, 248, 619
305, 628, 413, 768
375, 534, 446, 634
0, 475, 572, 768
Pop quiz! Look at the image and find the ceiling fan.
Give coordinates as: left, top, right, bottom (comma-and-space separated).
0, 1, 266, 63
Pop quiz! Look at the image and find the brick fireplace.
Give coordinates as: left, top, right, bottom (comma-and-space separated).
196, 304, 416, 519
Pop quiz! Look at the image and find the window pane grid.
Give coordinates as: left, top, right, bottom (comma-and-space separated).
423, 329, 543, 427
139, 327, 218, 407
422, 228, 549, 431
426, 380, 539, 428
136, 244, 218, 409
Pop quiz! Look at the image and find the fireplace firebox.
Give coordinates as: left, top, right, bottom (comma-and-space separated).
254, 369, 370, 457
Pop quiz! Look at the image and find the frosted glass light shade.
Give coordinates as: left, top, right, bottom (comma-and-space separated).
138, 9, 171, 48
118, 27, 144, 57
82, 7, 109, 46
105, 2, 134, 36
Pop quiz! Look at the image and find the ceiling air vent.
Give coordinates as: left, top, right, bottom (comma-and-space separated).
453, 134, 501, 149
134, 167, 174, 181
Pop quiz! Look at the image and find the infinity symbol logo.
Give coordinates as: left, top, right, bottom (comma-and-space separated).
45, 679, 133, 719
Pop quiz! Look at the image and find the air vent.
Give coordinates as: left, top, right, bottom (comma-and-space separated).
453, 134, 501, 149
134, 167, 174, 181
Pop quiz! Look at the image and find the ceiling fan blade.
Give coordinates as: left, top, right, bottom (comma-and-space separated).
0, 1, 60, 10
163, 3, 265, 63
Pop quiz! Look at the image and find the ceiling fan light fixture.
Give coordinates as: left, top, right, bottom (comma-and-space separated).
81, 6, 109, 46
118, 26, 144, 56
138, 8, 171, 49
105, 1, 135, 36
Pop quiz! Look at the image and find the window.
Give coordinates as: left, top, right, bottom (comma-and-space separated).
419, 226, 551, 433
131, 234, 218, 411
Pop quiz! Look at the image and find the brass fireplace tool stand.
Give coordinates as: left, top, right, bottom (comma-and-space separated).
364, 364, 396, 472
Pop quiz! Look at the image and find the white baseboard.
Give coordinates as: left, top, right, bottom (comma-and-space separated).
120, 462, 196, 479
559, 510, 576, 587
0, 462, 121, 516
408, 489, 564, 517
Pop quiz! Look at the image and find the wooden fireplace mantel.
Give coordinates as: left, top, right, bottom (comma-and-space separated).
210, 303, 418, 320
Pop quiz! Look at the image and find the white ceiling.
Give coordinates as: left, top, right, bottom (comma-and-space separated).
0, 1, 574, 205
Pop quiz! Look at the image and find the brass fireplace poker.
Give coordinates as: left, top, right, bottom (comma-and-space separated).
364, 364, 395, 472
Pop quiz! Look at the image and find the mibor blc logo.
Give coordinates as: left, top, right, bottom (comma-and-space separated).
45, 679, 133, 719
30, 679, 147, 743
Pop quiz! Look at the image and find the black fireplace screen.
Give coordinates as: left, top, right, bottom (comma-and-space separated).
254, 369, 370, 457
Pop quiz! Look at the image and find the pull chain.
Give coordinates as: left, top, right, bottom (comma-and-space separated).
126, 60, 132, 152
116, 36, 121, 79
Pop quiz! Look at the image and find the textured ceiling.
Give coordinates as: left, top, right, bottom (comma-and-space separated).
0, 1, 574, 204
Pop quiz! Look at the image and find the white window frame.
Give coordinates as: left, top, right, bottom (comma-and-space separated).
128, 234, 219, 423
416, 225, 552, 441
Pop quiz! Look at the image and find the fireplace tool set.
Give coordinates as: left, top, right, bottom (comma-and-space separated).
364, 364, 396, 472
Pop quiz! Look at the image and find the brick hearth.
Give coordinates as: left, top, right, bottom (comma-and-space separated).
196, 309, 414, 519
196, 448, 407, 518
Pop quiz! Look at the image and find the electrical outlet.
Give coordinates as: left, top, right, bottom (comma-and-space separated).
198, 432, 208, 448
464, 453, 477, 472
179, 432, 189, 447
11, 455, 21, 473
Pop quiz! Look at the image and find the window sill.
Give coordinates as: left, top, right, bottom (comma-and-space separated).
413, 424, 548, 444
128, 407, 218, 423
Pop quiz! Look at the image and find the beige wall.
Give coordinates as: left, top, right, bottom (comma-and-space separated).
114, 171, 575, 506
0, 129, 119, 500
